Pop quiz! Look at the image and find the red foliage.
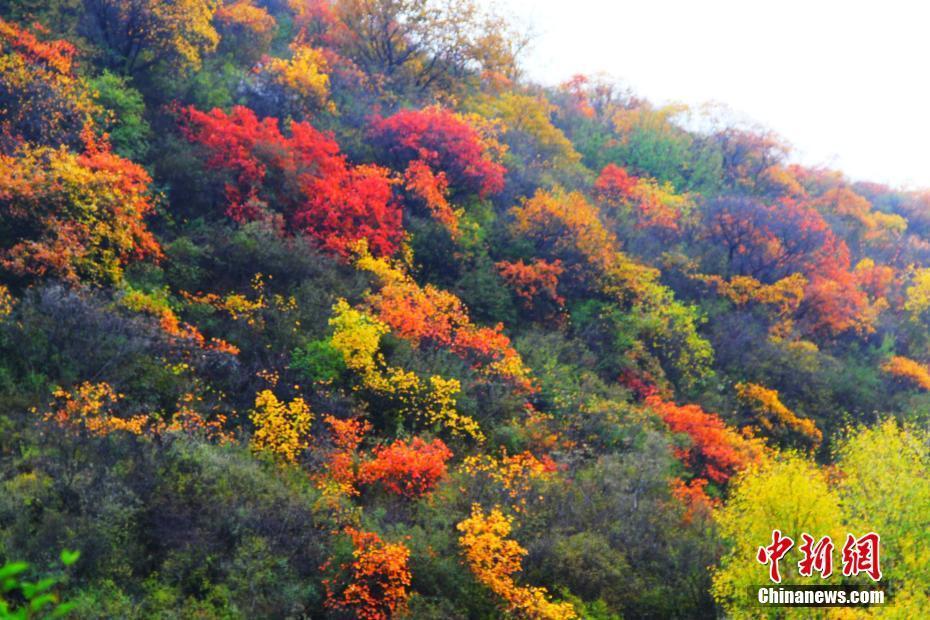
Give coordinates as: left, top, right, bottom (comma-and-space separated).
705, 195, 878, 335
359, 436, 453, 499
705, 196, 837, 282
369, 106, 505, 198
495, 258, 564, 310
181, 105, 403, 257
594, 163, 637, 199
646, 395, 763, 486
617, 369, 660, 400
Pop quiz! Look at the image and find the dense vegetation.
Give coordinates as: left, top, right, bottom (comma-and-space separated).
1, 1, 929, 617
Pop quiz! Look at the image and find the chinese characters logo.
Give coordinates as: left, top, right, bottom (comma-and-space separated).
757, 530, 881, 583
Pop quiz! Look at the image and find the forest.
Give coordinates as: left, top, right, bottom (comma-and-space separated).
0, 0, 928, 617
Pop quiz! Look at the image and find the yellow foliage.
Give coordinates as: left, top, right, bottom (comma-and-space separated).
0, 285, 13, 317
698, 273, 807, 336
511, 188, 661, 304
329, 300, 484, 441
836, 420, 930, 613
903, 267, 930, 322
711, 454, 844, 617
457, 505, 577, 619
249, 389, 314, 463
44, 382, 148, 437
735, 382, 822, 449
612, 104, 688, 141
461, 450, 553, 512
265, 44, 335, 112
468, 92, 580, 168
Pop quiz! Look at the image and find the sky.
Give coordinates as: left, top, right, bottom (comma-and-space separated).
495, 0, 930, 189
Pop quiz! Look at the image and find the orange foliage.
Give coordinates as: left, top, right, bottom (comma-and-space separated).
403, 159, 461, 237
881, 355, 930, 391
355, 247, 534, 392
0, 140, 160, 284
510, 188, 660, 303
324, 528, 412, 620
44, 383, 231, 442
0, 20, 156, 283
43, 382, 148, 437
645, 395, 764, 486
0, 18, 92, 151
495, 258, 564, 310
670, 478, 717, 524
120, 288, 239, 355
320, 414, 371, 496
359, 436, 453, 499
705, 195, 877, 336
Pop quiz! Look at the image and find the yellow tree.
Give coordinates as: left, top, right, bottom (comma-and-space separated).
83, 0, 220, 74
835, 420, 930, 614
711, 453, 844, 618
457, 505, 576, 619
249, 390, 314, 463
332, 0, 526, 94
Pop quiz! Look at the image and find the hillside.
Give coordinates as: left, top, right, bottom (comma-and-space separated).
0, 1, 928, 617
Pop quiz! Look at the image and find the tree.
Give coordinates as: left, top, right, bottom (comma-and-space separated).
595, 163, 694, 233
711, 454, 844, 616
249, 389, 313, 463
836, 420, 930, 611
457, 504, 577, 619
0, 20, 159, 285
495, 258, 565, 317
181, 105, 403, 258
81, 0, 220, 74
331, 0, 526, 94
735, 382, 822, 450
645, 395, 764, 487
359, 436, 452, 498
328, 298, 484, 440
369, 106, 506, 198
353, 246, 535, 393
703, 196, 836, 283
0, 139, 160, 285
324, 528, 412, 620
0, 18, 95, 152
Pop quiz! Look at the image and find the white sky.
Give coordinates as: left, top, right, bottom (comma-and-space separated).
495, 0, 930, 189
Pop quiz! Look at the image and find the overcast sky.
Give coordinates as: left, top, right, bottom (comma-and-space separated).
496, 0, 930, 189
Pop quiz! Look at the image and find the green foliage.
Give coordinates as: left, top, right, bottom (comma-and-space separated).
291, 339, 346, 383
89, 72, 150, 160
4, 4, 930, 618
0, 551, 79, 619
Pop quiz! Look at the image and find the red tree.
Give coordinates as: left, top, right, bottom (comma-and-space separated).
181, 105, 403, 257
359, 436, 453, 499
369, 106, 506, 198
646, 395, 763, 486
